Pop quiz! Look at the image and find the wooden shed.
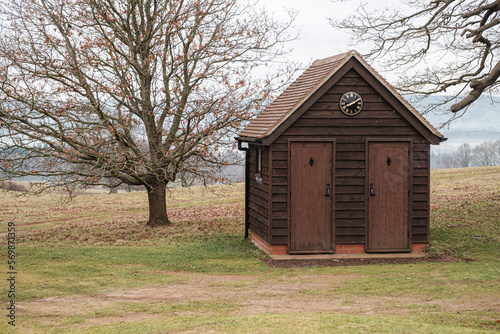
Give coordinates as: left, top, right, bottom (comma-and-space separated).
236, 50, 445, 255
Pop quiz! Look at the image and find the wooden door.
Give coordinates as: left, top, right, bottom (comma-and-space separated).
367, 142, 410, 252
290, 142, 333, 252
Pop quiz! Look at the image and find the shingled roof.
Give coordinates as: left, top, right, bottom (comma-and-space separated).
238, 50, 444, 144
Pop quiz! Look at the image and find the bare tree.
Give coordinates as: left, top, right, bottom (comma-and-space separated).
439, 152, 459, 169
472, 140, 499, 166
496, 139, 500, 164
329, 0, 500, 121
456, 142, 472, 167
0, 0, 297, 226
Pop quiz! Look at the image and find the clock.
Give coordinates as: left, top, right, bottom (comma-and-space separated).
339, 91, 363, 116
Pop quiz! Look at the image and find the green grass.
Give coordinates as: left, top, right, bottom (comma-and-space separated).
24, 312, 498, 334
15, 236, 270, 301
1, 168, 499, 333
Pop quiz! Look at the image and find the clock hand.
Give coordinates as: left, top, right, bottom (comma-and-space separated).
346, 98, 361, 107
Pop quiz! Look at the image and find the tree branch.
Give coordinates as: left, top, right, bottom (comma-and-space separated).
451, 60, 500, 111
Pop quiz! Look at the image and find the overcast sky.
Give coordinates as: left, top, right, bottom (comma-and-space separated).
258, 0, 401, 66
261, 0, 351, 64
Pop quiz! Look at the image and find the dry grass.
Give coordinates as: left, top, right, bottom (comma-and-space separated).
1, 182, 245, 243
430, 166, 500, 257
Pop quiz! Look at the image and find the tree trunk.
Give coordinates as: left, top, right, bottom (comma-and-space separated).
145, 180, 171, 227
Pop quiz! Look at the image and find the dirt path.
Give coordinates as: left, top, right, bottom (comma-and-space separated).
21, 271, 497, 329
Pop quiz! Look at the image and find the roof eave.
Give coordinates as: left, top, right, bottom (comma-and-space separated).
236, 136, 263, 144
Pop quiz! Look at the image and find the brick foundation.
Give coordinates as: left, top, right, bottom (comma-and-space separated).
334, 244, 365, 254
335, 243, 428, 254
250, 233, 427, 255
250, 233, 287, 255
412, 243, 427, 253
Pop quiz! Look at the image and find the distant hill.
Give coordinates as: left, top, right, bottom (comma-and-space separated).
409, 95, 500, 152
418, 96, 500, 130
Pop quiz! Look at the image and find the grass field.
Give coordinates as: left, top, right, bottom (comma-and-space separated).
1, 166, 499, 333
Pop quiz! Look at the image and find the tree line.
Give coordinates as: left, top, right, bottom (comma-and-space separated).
431, 139, 500, 169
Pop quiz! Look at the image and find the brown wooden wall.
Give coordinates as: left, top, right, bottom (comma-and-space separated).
266, 68, 431, 245
248, 145, 270, 241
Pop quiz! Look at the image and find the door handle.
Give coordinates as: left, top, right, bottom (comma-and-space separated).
370, 183, 376, 196
325, 184, 330, 197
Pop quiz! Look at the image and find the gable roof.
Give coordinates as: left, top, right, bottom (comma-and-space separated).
238, 50, 444, 145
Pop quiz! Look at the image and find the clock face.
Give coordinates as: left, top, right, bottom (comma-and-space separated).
340, 91, 363, 116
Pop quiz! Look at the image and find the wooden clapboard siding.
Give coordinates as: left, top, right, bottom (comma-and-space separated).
269, 137, 288, 244
267, 68, 431, 245
412, 142, 430, 242
248, 145, 270, 241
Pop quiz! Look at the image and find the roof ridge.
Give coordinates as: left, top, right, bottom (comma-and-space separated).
312, 50, 358, 66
